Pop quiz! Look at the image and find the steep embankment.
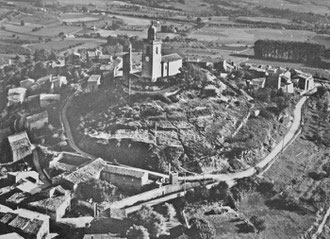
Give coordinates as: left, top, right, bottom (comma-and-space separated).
67, 81, 291, 174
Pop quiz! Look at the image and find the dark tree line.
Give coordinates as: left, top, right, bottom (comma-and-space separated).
254, 39, 327, 65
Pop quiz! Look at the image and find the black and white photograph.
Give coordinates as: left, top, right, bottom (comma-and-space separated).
0, 0, 329, 238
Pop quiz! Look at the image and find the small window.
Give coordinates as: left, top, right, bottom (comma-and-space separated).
156, 47, 159, 54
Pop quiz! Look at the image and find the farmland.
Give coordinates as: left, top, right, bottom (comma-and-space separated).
188, 27, 316, 44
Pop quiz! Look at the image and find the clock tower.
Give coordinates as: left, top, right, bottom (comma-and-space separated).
142, 23, 162, 82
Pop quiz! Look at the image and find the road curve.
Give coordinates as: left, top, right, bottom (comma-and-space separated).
60, 94, 96, 159
61, 91, 307, 184
181, 96, 307, 182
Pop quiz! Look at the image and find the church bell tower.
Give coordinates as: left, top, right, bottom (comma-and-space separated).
142, 23, 162, 82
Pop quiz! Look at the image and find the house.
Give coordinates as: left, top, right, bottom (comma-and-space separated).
40, 94, 60, 108
7, 171, 39, 184
36, 75, 51, 86
292, 72, 315, 92
246, 77, 266, 90
19, 78, 35, 90
15, 179, 42, 195
215, 59, 237, 73
8, 131, 32, 162
100, 164, 149, 191
53, 158, 106, 190
28, 186, 71, 221
87, 49, 102, 61
7, 87, 27, 106
0, 208, 50, 239
265, 71, 294, 93
97, 54, 112, 64
51, 75, 67, 91
49, 59, 65, 69
86, 75, 101, 93
25, 111, 48, 131
141, 23, 182, 82
160, 53, 183, 78
6, 192, 30, 206
49, 152, 91, 172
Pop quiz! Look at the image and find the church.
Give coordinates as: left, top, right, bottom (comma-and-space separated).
123, 23, 183, 82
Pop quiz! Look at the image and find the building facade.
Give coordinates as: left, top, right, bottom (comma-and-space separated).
141, 23, 182, 82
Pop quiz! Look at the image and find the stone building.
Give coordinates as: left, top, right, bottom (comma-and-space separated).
0, 208, 50, 239
134, 23, 183, 82
100, 164, 149, 191
86, 75, 101, 93
7, 131, 32, 162
28, 186, 71, 221
122, 24, 181, 82
7, 87, 27, 106
25, 111, 48, 131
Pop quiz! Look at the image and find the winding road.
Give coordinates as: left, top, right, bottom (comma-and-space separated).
61, 91, 307, 184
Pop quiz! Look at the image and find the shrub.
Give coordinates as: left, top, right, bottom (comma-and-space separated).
130, 205, 167, 238
188, 218, 216, 239
126, 225, 149, 239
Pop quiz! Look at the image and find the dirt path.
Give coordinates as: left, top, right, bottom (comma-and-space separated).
312, 206, 330, 239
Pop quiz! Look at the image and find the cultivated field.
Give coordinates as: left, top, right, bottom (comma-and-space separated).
242, 0, 330, 15
189, 27, 316, 44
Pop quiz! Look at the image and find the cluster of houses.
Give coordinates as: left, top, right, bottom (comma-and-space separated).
0, 148, 156, 238
244, 64, 315, 94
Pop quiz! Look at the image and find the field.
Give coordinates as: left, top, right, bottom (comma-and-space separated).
236, 16, 293, 24
241, 0, 330, 15
188, 27, 316, 44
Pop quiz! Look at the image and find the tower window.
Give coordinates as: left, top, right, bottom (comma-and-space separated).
156, 47, 159, 54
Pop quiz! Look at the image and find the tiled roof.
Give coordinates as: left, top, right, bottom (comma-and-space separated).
88, 74, 101, 82
8, 215, 29, 229
7, 131, 31, 151
161, 53, 182, 63
63, 158, 106, 185
26, 111, 48, 124
102, 164, 147, 179
20, 78, 35, 84
29, 194, 69, 212
6, 192, 29, 204
8, 87, 26, 96
0, 212, 17, 224
22, 219, 43, 235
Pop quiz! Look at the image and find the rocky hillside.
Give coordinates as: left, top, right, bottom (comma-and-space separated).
68, 73, 292, 174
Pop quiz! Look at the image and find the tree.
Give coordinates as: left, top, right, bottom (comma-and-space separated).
130, 205, 167, 238
48, 51, 57, 61
250, 215, 266, 233
126, 225, 150, 239
210, 181, 229, 201
188, 218, 216, 239
77, 179, 117, 203
164, 203, 176, 221
34, 49, 49, 61
32, 62, 47, 79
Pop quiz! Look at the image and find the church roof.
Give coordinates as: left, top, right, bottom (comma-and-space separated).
161, 53, 182, 63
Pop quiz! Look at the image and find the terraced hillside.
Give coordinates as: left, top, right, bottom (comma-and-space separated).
66, 72, 292, 174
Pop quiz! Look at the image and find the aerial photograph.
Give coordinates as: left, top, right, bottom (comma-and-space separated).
0, 0, 330, 238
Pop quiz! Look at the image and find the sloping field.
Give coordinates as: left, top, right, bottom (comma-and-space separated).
189, 27, 316, 44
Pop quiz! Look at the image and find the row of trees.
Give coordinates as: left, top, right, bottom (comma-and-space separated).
254, 40, 326, 64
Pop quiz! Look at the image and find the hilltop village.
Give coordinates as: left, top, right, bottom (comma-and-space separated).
0, 22, 326, 239
1, 1, 330, 239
